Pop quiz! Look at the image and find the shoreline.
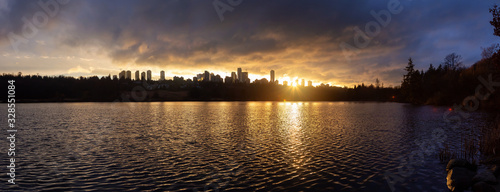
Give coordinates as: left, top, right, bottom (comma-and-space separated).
0, 99, 403, 103
2, 99, 498, 110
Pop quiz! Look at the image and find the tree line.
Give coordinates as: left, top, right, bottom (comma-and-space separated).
399, 5, 500, 107
0, 74, 398, 102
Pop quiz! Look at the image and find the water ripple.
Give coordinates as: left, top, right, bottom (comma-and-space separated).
0, 102, 491, 191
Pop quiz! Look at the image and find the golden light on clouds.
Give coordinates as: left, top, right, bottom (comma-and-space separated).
0, 0, 496, 88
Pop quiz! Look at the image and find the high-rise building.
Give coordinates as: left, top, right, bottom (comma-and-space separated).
126, 70, 132, 80
141, 72, 146, 81
160, 70, 165, 81
119, 70, 126, 80
283, 81, 288, 86
147, 70, 152, 81
295, 79, 299, 86
204, 71, 210, 82
215, 74, 222, 82
308, 80, 313, 87
242, 72, 249, 84
270, 70, 275, 83
231, 72, 237, 83
237, 68, 242, 83
135, 70, 140, 81
301, 79, 305, 87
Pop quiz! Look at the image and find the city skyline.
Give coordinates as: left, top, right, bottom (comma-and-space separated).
0, 1, 497, 88
114, 68, 327, 87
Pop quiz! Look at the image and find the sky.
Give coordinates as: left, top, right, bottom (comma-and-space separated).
0, 0, 498, 87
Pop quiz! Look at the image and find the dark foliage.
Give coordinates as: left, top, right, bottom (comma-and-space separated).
490, 5, 500, 37
400, 52, 500, 106
0, 74, 399, 102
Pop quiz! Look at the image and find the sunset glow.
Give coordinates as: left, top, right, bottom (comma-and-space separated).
0, 1, 496, 87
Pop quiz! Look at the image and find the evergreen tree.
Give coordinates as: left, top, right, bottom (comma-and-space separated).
401, 58, 415, 102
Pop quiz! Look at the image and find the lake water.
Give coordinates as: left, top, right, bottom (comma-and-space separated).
0, 102, 493, 191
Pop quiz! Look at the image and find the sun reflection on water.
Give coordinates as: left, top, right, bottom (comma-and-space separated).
281, 102, 306, 170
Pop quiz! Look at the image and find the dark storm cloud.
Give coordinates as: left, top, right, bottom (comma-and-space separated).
0, 0, 497, 85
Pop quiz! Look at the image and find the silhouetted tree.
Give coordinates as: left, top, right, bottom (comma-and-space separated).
481, 43, 500, 59
437, 64, 443, 73
490, 5, 500, 37
401, 58, 415, 102
392, 6, 500, 106
442, 53, 463, 71
428, 64, 435, 72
